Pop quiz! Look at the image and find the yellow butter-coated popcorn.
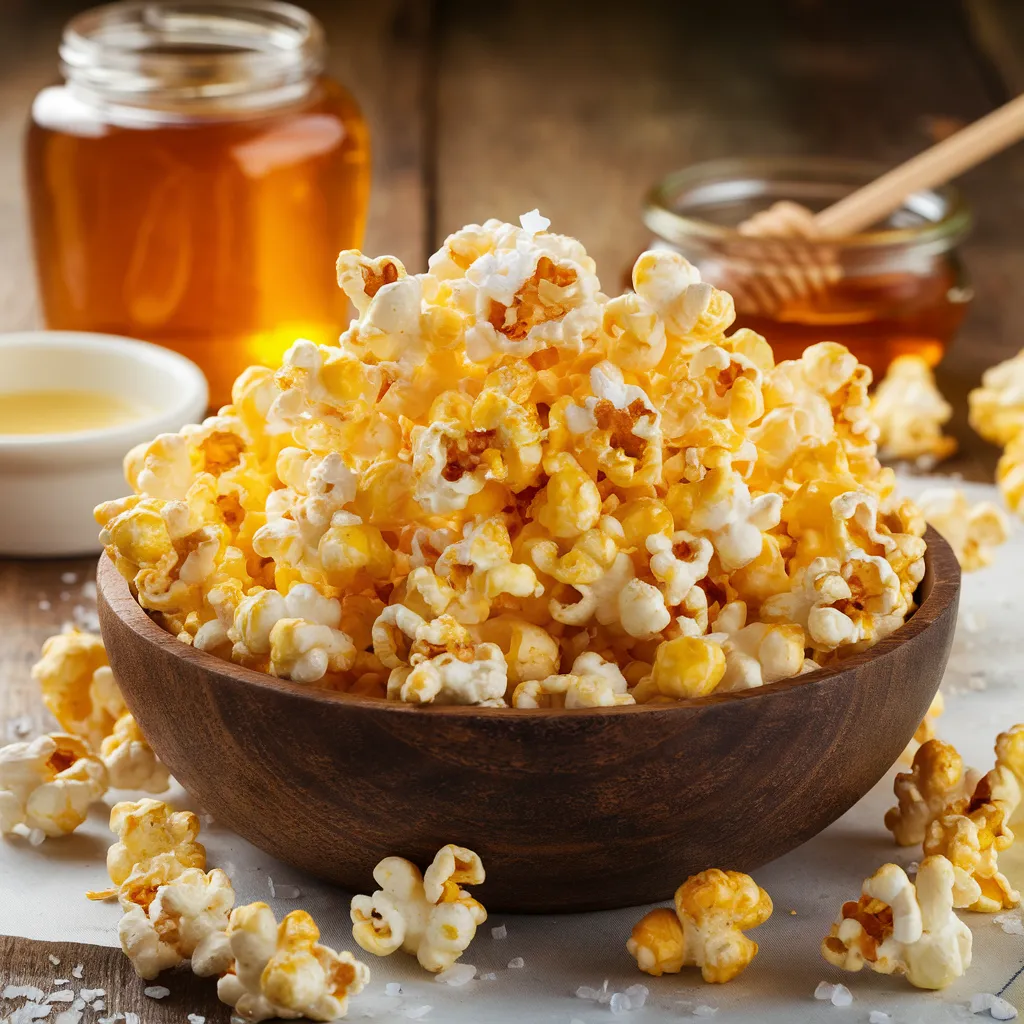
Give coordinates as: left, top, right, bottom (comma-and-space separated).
351, 844, 486, 972
101, 713, 171, 794
119, 865, 234, 979
917, 488, 1010, 572
821, 857, 971, 989
998, 431, 1024, 515
969, 348, 1024, 447
97, 213, 927, 698
0, 733, 107, 838
627, 869, 772, 983
106, 798, 206, 888
31, 631, 125, 750
870, 355, 956, 464
512, 653, 635, 708
196, 903, 369, 1022
885, 739, 982, 847
994, 723, 1024, 823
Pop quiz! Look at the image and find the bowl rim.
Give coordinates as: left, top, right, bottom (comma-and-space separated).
97, 525, 960, 718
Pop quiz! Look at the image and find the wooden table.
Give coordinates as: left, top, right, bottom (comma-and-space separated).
1, 0, 1023, 1018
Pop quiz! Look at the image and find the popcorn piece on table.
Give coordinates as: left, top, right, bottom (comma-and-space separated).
104, 798, 206, 889
969, 348, 1024, 447
870, 354, 957, 464
998, 431, 1024, 516
992, 723, 1024, 823
0, 733, 107, 838
351, 844, 486, 972
100, 713, 171, 793
31, 630, 125, 750
821, 857, 971, 989
627, 868, 772, 983
885, 739, 982, 846
194, 902, 369, 1022
902, 691, 945, 765
916, 488, 1010, 573
119, 866, 235, 979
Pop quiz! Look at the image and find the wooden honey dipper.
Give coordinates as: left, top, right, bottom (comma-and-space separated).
727, 93, 1024, 315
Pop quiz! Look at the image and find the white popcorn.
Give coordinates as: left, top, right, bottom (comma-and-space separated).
708, 601, 807, 691
0, 733, 107, 837
101, 713, 170, 793
646, 531, 714, 607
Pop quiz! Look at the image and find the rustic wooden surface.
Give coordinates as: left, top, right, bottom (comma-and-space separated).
96, 532, 958, 913
0, 0, 1022, 1003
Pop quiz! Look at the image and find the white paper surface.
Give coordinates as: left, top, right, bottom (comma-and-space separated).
1, 479, 1022, 1023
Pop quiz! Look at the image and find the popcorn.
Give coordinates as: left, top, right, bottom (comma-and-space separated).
351, 845, 487, 972
993, 723, 1024, 823
821, 857, 972, 989
917, 488, 1010, 572
106, 799, 206, 888
870, 355, 956, 463
902, 691, 945, 765
885, 740, 982, 846
31, 631, 125, 750
201, 903, 369, 1021
119, 867, 234, 979
969, 348, 1024, 447
627, 869, 772, 982
0, 734, 107, 837
101, 713, 170, 793
96, 216, 927, 709
998, 431, 1024, 515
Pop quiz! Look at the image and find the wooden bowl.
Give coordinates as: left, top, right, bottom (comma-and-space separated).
97, 527, 960, 913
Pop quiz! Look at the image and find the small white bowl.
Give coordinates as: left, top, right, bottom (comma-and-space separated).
0, 332, 208, 557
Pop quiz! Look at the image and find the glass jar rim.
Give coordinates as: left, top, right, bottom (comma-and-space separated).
644, 156, 973, 253
59, 0, 325, 115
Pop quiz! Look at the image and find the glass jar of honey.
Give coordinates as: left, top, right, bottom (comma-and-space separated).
643, 157, 973, 377
26, 0, 370, 407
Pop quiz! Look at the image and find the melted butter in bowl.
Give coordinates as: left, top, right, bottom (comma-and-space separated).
0, 389, 151, 435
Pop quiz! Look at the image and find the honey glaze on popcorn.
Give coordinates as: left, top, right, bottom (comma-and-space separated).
95, 212, 928, 707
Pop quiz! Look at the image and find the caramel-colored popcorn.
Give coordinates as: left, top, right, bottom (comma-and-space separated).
96, 213, 927, 699
627, 869, 772, 983
969, 348, 1024, 447
821, 857, 971, 989
106, 798, 206, 888
871, 355, 956, 464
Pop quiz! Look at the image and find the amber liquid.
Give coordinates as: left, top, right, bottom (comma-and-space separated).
27, 78, 370, 407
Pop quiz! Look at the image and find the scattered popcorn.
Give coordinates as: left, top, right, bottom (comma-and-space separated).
94, 217, 926, 705
0, 733, 107, 837
969, 348, 1024, 447
105, 798, 206, 888
821, 857, 972, 988
870, 354, 956, 464
917, 488, 1010, 572
507, 957, 524, 969
352, 844, 486, 972
998, 431, 1024, 515
100, 713, 170, 793
435, 963, 476, 986
627, 868, 772, 982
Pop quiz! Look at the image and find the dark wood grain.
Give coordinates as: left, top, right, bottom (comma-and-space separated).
0, 935, 227, 1022
96, 529, 960, 913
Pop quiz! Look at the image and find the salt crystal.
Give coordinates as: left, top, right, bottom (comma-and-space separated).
907, 861, 920, 874
54, 1010, 82, 1024
609, 992, 631, 1014
53, 981, 68, 987
693, 1007, 718, 1018
28, 828, 46, 846
97, 1017, 124, 1024
46, 991, 74, 1002
576, 986, 600, 1000
143, 986, 170, 999
10, 1005, 53, 1023
38, 599, 51, 611
868, 1014, 891, 1024
596, 979, 612, 1004
831, 983, 853, 1007
273, 884, 301, 899
4, 986, 47, 1001
968, 672, 988, 691
994, 911, 1024, 936
81, 581, 97, 601
814, 982, 836, 1001
970, 993, 1019, 1020
962, 611, 982, 633
60, 572, 78, 585
385, 983, 402, 997
268, 877, 276, 897
435, 963, 476, 986
125, 1014, 140, 1024
78, 990, 104, 1002
71, 965, 83, 980
405, 1007, 432, 1020
47, 955, 60, 966
519, 209, 551, 234
6, 715, 34, 741
624, 984, 649, 1008
507, 957, 524, 969
491, 924, 507, 939
480, 972, 497, 981
188, 1016, 206, 1024
91, 1000, 105, 1012
71, 1000, 84, 1011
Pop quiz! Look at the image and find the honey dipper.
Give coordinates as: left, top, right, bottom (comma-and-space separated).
727, 93, 1024, 315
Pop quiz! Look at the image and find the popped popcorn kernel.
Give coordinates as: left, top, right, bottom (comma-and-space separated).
917, 488, 1010, 573
821, 857, 972, 989
969, 348, 1024, 447
106, 798, 206, 888
627, 869, 772, 983
871, 355, 956, 464
101, 713, 170, 794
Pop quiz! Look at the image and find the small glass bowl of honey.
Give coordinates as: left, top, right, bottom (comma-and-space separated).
643, 157, 973, 376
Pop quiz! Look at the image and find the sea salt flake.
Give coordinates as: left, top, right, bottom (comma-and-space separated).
47, 955, 60, 967
71, 966, 83, 980
814, 982, 836, 1001
45, 991, 74, 1003
385, 983, 402, 997
4, 986, 47, 1001
491, 924, 507, 940
970, 993, 1019, 1019
596, 979, 612, 1004
480, 972, 497, 981
609, 991, 631, 1014
188, 1016, 206, 1024
693, 1007, 718, 1018
435, 964, 476, 987
54, 1010, 82, 1024
71, 1001, 84, 1011
405, 1007, 432, 1020
28, 828, 46, 847
519, 209, 551, 234
624, 984, 649, 1008
868, 1013, 892, 1024
507, 957, 524, 969
6, 715, 34, 741
267, 877, 276, 897
78, 990, 104, 1002
143, 986, 170, 1000
576, 986, 600, 1000
994, 911, 1024, 936
831, 983, 853, 1007
53, 981, 68, 987
125, 1013, 140, 1024
91, 1000, 105, 1012
273, 884, 301, 899
10, 1004, 53, 1023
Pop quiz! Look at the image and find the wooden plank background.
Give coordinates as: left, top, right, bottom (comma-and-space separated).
1, 0, 1023, 1017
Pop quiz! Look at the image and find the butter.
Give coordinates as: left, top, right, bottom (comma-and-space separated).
0, 389, 147, 435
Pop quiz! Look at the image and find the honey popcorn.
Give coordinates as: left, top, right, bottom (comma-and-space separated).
627, 868, 772, 983
870, 355, 956, 464
0, 733, 107, 838
98, 213, 928, 703
105, 798, 206, 888
101, 712, 170, 794
998, 430, 1024, 517
969, 348, 1024, 447
821, 857, 972, 989
916, 488, 1010, 572
351, 844, 487, 972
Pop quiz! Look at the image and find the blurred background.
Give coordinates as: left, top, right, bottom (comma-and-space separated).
2, 0, 1022, 468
